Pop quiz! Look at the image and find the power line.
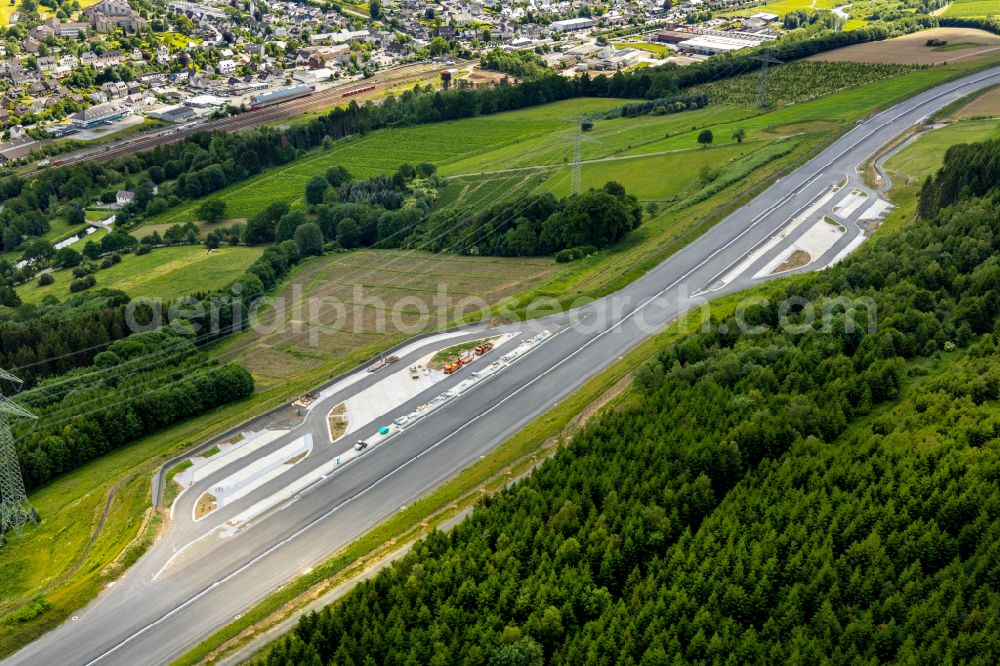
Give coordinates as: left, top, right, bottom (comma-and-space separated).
0, 369, 36, 545
754, 52, 784, 109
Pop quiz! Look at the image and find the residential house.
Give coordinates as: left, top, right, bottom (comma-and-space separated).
30, 24, 56, 40
35, 56, 57, 73
101, 81, 129, 98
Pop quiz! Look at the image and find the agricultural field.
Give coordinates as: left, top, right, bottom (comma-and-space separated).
939, 0, 1000, 17
84, 209, 113, 222
16, 246, 263, 305
216, 251, 557, 391
147, 56, 1000, 234
809, 27, 1000, 64
721, 0, 841, 17
687, 61, 919, 108
147, 98, 630, 226
0, 3, 16, 25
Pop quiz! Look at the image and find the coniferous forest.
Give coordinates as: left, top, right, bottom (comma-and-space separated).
257, 140, 1000, 665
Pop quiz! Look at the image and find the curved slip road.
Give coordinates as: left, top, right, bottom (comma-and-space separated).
8, 63, 1000, 666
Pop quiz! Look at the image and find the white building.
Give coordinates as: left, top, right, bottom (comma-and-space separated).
550, 17, 595, 32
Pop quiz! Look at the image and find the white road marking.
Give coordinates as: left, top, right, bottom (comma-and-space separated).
78, 66, 1000, 666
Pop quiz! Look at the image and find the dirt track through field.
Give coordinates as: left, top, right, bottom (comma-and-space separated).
809, 28, 1000, 64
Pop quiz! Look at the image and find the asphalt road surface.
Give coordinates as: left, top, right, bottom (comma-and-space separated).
8, 63, 1000, 666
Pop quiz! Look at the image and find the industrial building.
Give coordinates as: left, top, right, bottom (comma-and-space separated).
677, 31, 775, 55
185, 94, 228, 109
550, 17, 595, 32
148, 104, 197, 123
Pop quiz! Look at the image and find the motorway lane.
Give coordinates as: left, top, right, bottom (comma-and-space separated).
8, 63, 1000, 666
164, 328, 510, 536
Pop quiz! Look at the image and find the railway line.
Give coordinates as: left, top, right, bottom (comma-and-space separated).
24, 61, 465, 177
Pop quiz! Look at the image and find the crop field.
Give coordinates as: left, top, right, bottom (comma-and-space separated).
884, 118, 1000, 184
218, 251, 557, 391
722, 0, 840, 16
17, 246, 263, 305
147, 98, 628, 226
809, 28, 1000, 64
620, 59, 1000, 161
687, 61, 919, 108
940, 0, 1000, 17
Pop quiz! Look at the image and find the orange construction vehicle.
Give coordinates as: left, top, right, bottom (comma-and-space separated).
443, 352, 476, 374
474, 341, 494, 356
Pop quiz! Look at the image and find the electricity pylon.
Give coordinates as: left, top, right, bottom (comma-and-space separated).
0, 369, 37, 545
754, 52, 783, 109
567, 115, 597, 195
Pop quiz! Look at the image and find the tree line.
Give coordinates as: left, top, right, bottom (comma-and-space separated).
0, 290, 132, 386
0, 17, 944, 273
918, 137, 1000, 218
418, 184, 643, 258
232, 164, 644, 260
13, 327, 254, 490
257, 138, 1000, 665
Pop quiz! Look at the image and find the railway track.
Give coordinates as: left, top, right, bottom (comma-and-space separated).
24, 61, 466, 176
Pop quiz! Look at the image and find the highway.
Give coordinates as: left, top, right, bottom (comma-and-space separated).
7, 63, 1000, 666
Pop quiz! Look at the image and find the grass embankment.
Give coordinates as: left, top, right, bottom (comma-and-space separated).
328, 404, 348, 442
168, 277, 804, 666
428, 339, 489, 369
16, 246, 264, 305
877, 91, 1000, 231
5, 57, 1000, 656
